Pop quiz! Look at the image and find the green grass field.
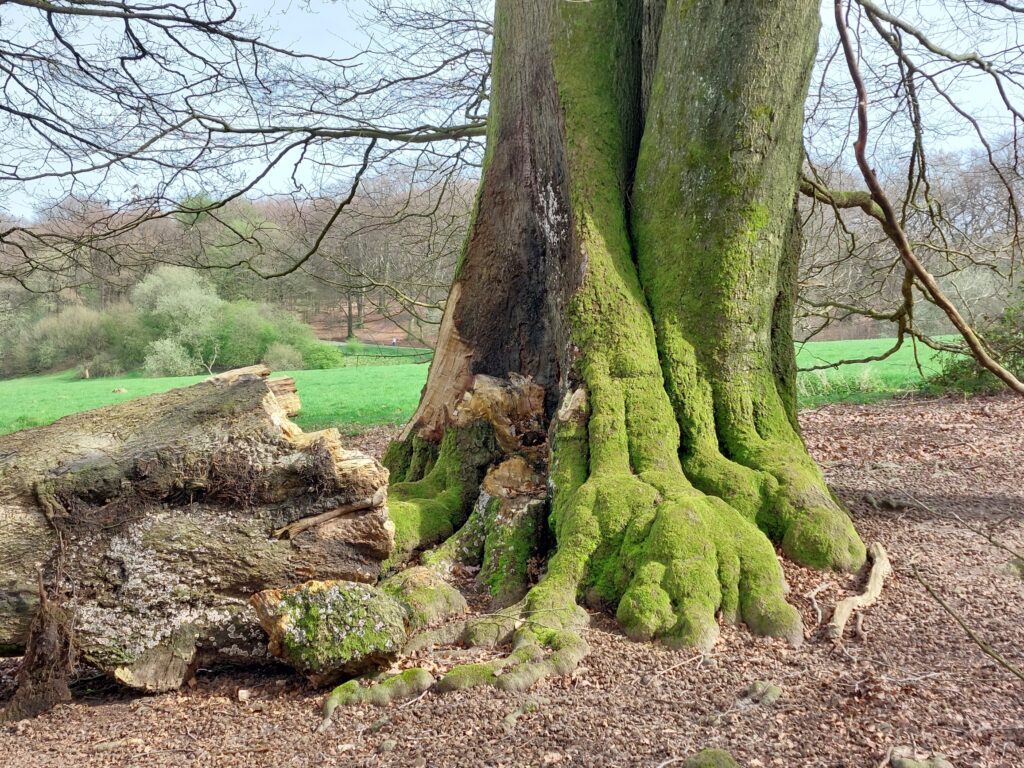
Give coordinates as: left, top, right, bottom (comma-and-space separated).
0, 337, 954, 437
794, 336, 947, 407
0, 364, 430, 436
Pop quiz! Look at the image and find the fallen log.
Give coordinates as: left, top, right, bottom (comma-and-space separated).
0, 368, 393, 693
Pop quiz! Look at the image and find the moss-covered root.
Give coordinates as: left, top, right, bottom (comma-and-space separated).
684, 749, 742, 768
317, 667, 434, 733
384, 422, 498, 568
425, 579, 589, 694
379, 566, 468, 631
437, 625, 588, 694
543, 377, 803, 652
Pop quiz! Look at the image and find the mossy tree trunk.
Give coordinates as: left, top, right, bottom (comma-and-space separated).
387, 0, 865, 656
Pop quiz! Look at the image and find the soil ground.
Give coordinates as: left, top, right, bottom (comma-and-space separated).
1, 394, 1022, 767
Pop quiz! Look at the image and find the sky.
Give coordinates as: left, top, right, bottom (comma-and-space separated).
248, 0, 369, 57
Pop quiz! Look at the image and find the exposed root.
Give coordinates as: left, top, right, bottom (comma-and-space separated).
827, 542, 891, 642
543, 374, 804, 651
0, 579, 74, 722
437, 622, 588, 693
317, 667, 434, 733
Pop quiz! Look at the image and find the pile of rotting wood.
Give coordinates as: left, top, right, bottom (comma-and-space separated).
0, 366, 399, 717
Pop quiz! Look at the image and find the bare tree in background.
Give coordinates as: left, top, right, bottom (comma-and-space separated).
0, 0, 489, 340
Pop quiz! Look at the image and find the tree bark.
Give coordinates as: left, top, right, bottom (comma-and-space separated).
0, 367, 392, 691
385, 0, 866, 663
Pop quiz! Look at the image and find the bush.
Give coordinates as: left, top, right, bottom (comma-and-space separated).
930, 298, 1024, 394
300, 342, 346, 369
142, 339, 200, 377
1, 266, 331, 378
25, 305, 106, 373
100, 303, 153, 370
262, 342, 304, 371
76, 352, 124, 379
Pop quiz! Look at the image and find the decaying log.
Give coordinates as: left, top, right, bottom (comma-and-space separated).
827, 542, 891, 641
0, 367, 393, 693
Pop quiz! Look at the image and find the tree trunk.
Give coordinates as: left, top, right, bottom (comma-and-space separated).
347, 292, 355, 340
0, 367, 392, 692
386, 0, 865, 658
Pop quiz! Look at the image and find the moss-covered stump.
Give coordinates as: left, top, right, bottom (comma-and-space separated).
0, 368, 394, 699
251, 580, 408, 687
420, 454, 548, 608
380, 567, 468, 631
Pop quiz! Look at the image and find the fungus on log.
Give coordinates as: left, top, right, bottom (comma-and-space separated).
0, 367, 392, 695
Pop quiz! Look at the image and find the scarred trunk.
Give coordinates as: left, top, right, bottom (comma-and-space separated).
386, 0, 865, 663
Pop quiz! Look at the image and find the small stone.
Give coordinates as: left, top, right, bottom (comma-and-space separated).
378, 739, 398, 754
683, 748, 741, 768
237, 688, 251, 702
744, 680, 783, 706
412, 758, 427, 768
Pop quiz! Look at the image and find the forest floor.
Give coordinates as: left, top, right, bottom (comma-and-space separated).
1, 394, 1022, 767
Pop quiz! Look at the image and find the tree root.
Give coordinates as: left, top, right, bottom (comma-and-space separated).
437, 624, 588, 693
317, 667, 434, 733
827, 542, 891, 641
0, 582, 74, 722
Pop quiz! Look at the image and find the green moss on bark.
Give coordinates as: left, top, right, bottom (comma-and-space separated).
380, 566, 467, 630
385, 422, 498, 568
631, 0, 865, 573
480, 497, 546, 607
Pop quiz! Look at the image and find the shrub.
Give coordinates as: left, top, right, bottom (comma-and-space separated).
209, 300, 277, 368
930, 298, 1024, 394
300, 342, 346, 369
142, 339, 200, 377
262, 342, 304, 371
27, 305, 106, 372
76, 352, 124, 379
100, 303, 153, 370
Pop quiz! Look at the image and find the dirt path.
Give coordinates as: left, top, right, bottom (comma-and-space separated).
2, 395, 1022, 767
